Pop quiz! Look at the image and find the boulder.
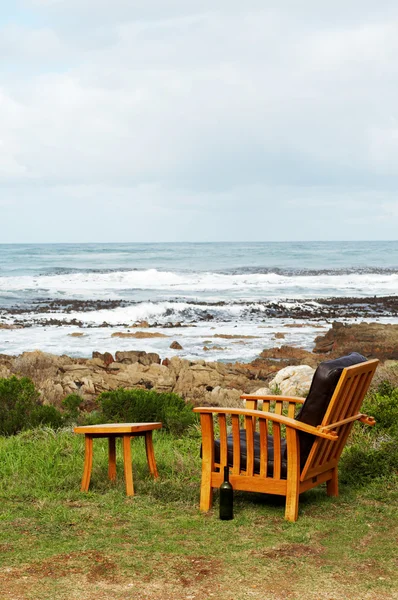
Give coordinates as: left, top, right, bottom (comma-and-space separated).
268, 365, 315, 397
92, 351, 114, 365
115, 351, 161, 366
313, 322, 398, 360
253, 346, 320, 369
204, 386, 243, 407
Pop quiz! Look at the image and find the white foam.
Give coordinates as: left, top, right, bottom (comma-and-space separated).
1, 269, 398, 300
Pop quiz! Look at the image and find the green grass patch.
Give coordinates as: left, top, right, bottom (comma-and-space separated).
0, 423, 397, 600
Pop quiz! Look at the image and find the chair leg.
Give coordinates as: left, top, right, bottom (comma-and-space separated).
285, 483, 299, 522
199, 413, 215, 511
285, 428, 300, 521
199, 471, 213, 512
327, 467, 339, 497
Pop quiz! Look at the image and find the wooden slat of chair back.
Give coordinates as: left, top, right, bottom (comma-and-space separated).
231, 414, 241, 475
301, 359, 378, 480
218, 414, 228, 470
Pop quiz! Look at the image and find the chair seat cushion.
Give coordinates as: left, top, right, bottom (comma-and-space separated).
214, 430, 287, 478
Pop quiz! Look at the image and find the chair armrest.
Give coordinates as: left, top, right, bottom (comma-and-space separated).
241, 394, 306, 405
318, 413, 376, 431
193, 407, 338, 440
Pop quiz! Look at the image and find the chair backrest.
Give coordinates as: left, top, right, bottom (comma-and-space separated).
301, 356, 378, 479
294, 353, 370, 469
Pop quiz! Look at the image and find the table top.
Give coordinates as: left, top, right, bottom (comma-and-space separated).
74, 422, 162, 434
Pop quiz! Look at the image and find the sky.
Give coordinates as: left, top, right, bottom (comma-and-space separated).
1, 1, 398, 243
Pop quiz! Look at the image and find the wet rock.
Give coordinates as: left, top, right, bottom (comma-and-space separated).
131, 320, 149, 328
170, 341, 183, 350
111, 331, 167, 338
213, 334, 260, 339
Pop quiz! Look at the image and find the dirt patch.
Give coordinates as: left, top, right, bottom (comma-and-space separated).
252, 542, 324, 560
171, 554, 222, 588
0, 551, 120, 583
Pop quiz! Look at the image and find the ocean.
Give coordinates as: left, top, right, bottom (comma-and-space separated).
0, 241, 397, 362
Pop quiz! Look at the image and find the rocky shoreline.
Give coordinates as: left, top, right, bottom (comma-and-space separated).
1, 295, 398, 329
0, 322, 397, 410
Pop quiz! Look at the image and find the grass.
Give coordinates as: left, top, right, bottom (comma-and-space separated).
0, 426, 397, 600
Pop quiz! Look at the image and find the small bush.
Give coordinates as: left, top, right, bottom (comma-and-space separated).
97, 388, 196, 436
340, 381, 398, 485
340, 440, 398, 485
362, 384, 398, 437
62, 393, 83, 422
0, 376, 64, 435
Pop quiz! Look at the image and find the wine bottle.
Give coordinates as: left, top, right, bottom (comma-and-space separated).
219, 466, 233, 520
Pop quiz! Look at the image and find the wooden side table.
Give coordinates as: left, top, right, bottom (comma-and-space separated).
74, 422, 162, 496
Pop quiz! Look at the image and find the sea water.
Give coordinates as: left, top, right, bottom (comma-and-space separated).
0, 241, 397, 361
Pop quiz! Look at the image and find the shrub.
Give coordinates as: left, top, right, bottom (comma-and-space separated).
62, 393, 83, 422
362, 383, 398, 437
340, 381, 398, 485
340, 440, 398, 485
30, 405, 65, 429
97, 388, 196, 436
0, 376, 64, 435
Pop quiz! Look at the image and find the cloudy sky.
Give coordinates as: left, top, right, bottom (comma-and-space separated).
1, 1, 398, 243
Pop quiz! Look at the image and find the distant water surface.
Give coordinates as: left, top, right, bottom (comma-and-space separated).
0, 241, 397, 361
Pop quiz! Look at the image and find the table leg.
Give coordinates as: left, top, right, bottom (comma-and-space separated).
108, 436, 116, 481
145, 431, 159, 478
122, 435, 134, 496
81, 435, 93, 492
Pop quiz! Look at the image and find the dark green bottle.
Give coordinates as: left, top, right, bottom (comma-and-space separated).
219, 466, 233, 520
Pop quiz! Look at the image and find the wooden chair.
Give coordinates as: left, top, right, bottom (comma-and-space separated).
194, 353, 378, 521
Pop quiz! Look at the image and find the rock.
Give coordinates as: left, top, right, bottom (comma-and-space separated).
253, 346, 321, 369
204, 386, 243, 407
0, 365, 11, 378
131, 320, 149, 328
274, 332, 285, 339
115, 351, 161, 366
213, 334, 260, 339
170, 341, 183, 350
106, 362, 123, 370
313, 322, 398, 361
268, 365, 315, 397
111, 331, 167, 338
92, 351, 114, 366
252, 387, 271, 396
68, 332, 86, 337
203, 345, 225, 351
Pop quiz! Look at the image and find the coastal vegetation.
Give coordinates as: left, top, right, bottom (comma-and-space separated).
0, 374, 397, 599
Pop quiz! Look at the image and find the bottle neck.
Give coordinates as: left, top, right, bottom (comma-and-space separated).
223, 466, 230, 482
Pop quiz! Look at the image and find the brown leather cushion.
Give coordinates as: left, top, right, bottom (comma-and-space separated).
295, 352, 367, 466
214, 430, 287, 478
